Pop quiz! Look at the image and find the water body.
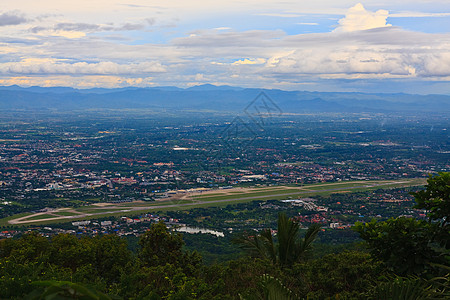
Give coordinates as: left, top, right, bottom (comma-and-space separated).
175, 226, 224, 237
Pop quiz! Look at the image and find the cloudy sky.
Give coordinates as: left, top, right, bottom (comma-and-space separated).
1, 1, 450, 93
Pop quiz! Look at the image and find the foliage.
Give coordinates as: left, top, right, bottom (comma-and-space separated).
368, 272, 450, 300
355, 172, 450, 277
0, 233, 131, 299
411, 172, 450, 249
139, 221, 185, 268
219, 257, 281, 298
235, 212, 321, 268
239, 274, 297, 300
2, 201, 448, 299
411, 172, 450, 225
138, 221, 202, 278
0, 231, 50, 263
354, 217, 443, 276
293, 251, 382, 299
25, 280, 120, 300
118, 221, 222, 299
367, 277, 431, 300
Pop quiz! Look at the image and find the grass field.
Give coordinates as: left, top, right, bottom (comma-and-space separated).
1, 178, 426, 226
0, 212, 32, 226
54, 211, 83, 216
23, 214, 57, 221
75, 208, 130, 214
122, 199, 196, 207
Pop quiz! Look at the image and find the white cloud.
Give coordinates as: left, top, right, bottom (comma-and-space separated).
0, 75, 154, 88
414, 52, 450, 76
194, 73, 204, 81
334, 3, 391, 32
0, 1, 450, 92
51, 30, 86, 39
390, 12, 450, 18
2, 25, 449, 90
232, 58, 266, 65
28, 20, 152, 38
0, 59, 166, 75
264, 48, 413, 76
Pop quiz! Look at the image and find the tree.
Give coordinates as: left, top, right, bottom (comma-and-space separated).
355, 172, 450, 276
138, 221, 185, 268
49, 234, 94, 272
354, 217, 440, 276
239, 274, 297, 300
295, 251, 383, 299
367, 278, 431, 300
24, 280, 120, 300
411, 172, 450, 226
0, 231, 50, 264
91, 235, 131, 284
236, 212, 321, 268
411, 172, 450, 249
138, 221, 202, 274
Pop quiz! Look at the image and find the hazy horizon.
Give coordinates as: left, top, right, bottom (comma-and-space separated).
1, 83, 450, 97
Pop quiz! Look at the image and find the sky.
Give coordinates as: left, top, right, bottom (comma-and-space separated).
1, 1, 450, 94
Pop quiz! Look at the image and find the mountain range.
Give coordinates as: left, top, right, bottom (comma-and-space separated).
0, 84, 449, 113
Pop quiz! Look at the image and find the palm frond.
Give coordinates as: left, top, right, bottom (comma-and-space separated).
298, 223, 321, 256
277, 212, 301, 266
234, 229, 277, 264
239, 274, 298, 300
368, 278, 432, 300
260, 228, 278, 264
235, 213, 320, 268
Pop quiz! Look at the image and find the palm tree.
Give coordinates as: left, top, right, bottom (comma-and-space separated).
236, 212, 321, 268
239, 274, 298, 300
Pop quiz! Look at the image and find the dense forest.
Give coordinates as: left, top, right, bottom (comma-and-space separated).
1, 173, 449, 299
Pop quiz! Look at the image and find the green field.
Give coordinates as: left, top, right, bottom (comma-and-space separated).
54, 211, 82, 216
193, 193, 225, 197
119, 199, 195, 207
75, 207, 129, 214
0, 212, 32, 226
22, 214, 58, 221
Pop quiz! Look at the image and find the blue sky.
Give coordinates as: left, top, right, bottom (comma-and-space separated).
0, 1, 450, 94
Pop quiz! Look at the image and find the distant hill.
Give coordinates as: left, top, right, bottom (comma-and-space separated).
0, 84, 449, 113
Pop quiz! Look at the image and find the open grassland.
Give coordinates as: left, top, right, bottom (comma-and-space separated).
53, 211, 82, 217
23, 214, 58, 221
75, 207, 129, 213
2, 178, 426, 226
0, 212, 32, 226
